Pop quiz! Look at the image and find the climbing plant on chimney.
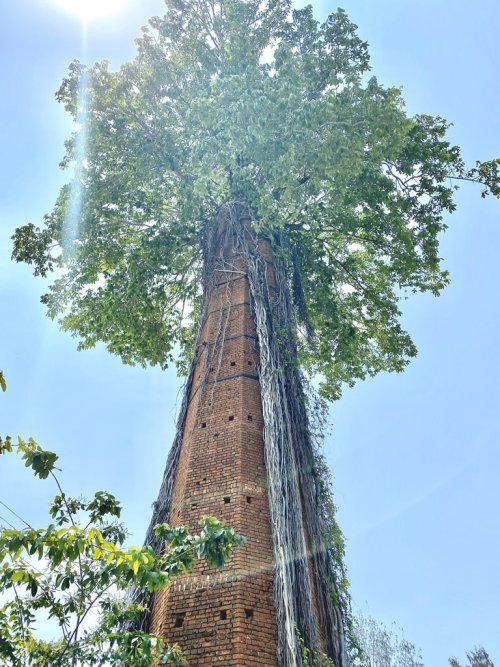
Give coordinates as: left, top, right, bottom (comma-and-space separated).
11, 0, 499, 664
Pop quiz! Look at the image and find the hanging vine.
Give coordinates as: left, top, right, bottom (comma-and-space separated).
134, 203, 351, 667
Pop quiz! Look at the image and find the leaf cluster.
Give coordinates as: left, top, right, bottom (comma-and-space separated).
0, 434, 243, 666
11, 0, 500, 398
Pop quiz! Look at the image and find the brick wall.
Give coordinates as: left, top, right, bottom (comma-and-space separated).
149, 230, 279, 665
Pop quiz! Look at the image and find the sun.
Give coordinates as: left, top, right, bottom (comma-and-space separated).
53, 0, 126, 21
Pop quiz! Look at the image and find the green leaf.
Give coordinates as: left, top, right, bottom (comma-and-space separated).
0, 436, 13, 454
19, 441, 59, 479
12, 547, 24, 562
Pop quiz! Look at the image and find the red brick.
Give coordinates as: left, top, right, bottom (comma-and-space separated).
149, 235, 278, 665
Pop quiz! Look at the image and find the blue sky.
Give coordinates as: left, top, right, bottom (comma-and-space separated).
0, 1, 499, 665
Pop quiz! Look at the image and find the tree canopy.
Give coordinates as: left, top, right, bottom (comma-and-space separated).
450, 648, 495, 667
12, 0, 500, 398
352, 611, 424, 667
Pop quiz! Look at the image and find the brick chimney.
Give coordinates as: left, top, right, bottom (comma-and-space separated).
148, 217, 279, 665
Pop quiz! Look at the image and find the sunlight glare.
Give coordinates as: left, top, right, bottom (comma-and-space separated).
54, 0, 126, 21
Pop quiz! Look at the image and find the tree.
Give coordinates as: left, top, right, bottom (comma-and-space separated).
351, 611, 424, 667
12, 0, 499, 400
10, 0, 499, 664
450, 648, 495, 667
0, 432, 243, 666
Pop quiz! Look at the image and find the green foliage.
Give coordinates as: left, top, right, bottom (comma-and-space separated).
450, 647, 495, 667
0, 438, 244, 666
17, 436, 59, 479
454, 159, 500, 199
313, 452, 350, 597
299, 630, 336, 666
11, 0, 499, 398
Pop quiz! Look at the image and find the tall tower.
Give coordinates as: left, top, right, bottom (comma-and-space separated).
148, 217, 279, 664
144, 210, 345, 666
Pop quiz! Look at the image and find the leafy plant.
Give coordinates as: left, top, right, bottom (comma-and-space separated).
299, 629, 336, 666
0, 426, 243, 666
12, 0, 499, 401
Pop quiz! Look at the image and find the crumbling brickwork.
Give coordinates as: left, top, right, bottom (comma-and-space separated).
149, 231, 279, 665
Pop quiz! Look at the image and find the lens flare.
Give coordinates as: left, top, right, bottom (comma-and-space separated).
54, 0, 126, 21
62, 71, 88, 253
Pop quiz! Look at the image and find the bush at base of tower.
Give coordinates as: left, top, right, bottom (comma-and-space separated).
0, 434, 244, 666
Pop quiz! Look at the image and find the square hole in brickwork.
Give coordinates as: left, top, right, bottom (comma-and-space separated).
228, 415, 234, 421
191, 503, 197, 510
220, 610, 227, 620
214, 433, 219, 438
248, 360, 252, 366
174, 613, 185, 628
230, 361, 236, 367
245, 609, 253, 619
246, 496, 252, 504
247, 415, 253, 422
201, 422, 207, 428
223, 497, 230, 504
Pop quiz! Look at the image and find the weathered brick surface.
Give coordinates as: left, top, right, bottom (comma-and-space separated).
149, 235, 279, 665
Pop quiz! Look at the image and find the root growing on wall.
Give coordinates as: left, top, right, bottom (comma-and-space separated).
138, 203, 347, 667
